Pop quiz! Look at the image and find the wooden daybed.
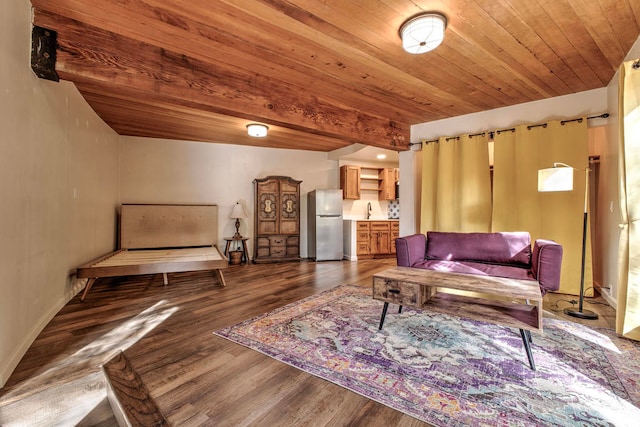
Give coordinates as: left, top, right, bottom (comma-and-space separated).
76, 204, 228, 301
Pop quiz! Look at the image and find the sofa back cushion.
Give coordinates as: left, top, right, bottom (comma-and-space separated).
426, 231, 532, 266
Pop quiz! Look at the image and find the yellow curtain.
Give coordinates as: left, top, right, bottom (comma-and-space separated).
492, 129, 519, 231
421, 134, 491, 233
492, 120, 591, 295
617, 60, 640, 341
420, 141, 439, 232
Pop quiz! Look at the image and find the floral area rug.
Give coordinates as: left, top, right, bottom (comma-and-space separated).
214, 284, 640, 426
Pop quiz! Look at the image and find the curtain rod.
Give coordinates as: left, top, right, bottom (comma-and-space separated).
409, 112, 609, 147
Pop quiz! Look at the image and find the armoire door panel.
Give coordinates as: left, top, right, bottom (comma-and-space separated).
280, 222, 297, 234
258, 221, 277, 234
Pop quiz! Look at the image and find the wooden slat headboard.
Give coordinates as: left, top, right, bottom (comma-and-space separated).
120, 204, 218, 249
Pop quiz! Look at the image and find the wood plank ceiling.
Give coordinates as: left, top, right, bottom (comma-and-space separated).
31, 0, 640, 152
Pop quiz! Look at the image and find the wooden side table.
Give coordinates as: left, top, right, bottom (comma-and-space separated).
223, 237, 250, 264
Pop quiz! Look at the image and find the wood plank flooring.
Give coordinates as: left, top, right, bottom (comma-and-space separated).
0, 260, 616, 426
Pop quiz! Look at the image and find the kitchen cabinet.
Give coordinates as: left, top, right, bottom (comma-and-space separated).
390, 220, 399, 254
356, 220, 398, 258
356, 222, 370, 256
253, 176, 302, 263
378, 168, 398, 200
340, 165, 360, 200
370, 221, 391, 254
340, 165, 398, 201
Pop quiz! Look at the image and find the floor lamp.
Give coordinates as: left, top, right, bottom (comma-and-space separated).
538, 162, 598, 320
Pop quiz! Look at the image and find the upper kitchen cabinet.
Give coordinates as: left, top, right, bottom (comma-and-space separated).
378, 168, 398, 201
340, 165, 360, 200
340, 165, 398, 201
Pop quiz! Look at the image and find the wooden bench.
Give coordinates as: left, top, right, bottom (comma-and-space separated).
102, 351, 169, 427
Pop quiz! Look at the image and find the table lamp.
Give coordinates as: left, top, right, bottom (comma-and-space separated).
230, 202, 248, 239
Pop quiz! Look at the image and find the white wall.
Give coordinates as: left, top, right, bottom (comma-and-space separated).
411, 88, 608, 140
0, 0, 121, 387
119, 137, 340, 258
398, 147, 421, 237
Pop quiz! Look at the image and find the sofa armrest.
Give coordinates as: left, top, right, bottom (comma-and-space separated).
395, 234, 427, 267
532, 239, 563, 295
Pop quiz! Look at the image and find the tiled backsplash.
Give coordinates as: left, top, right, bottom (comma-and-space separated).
388, 200, 399, 219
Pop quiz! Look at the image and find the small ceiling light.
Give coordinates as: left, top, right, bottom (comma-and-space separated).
376, 154, 387, 160
247, 123, 268, 137
399, 12, 447, 54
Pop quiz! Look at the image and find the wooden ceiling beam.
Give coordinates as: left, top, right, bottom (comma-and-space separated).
78, 82, 351, 151
35, 10, 409, 151
32, 0, 470, 122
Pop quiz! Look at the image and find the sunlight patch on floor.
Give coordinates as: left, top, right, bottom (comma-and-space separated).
0, 300, 178, 426
540, 322, 640, 425
559, 320, 623, 353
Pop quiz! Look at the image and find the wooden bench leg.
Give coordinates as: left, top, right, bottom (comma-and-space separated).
215, 269, 227, 287
162, 273, 169, 286
520, 329, 536, 370
102, 350, 169, 426
80, 278, 96, 302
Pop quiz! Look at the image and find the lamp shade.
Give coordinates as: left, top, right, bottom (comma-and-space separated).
538, 167, 573, 192
399, 13, 447, 54
246, 123, 268, 137
230, 202, 247, 219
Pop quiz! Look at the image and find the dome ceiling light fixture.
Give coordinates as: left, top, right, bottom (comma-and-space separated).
399, 12, 447, 54
246, 123, 269, 137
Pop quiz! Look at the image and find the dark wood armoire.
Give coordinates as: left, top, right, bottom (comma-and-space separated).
253, 176, 302, 263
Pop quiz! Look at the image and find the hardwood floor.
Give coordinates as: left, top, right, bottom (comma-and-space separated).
0, 260, 616, 426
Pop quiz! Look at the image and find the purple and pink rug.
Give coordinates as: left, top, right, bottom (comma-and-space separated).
214, 284, 640, 426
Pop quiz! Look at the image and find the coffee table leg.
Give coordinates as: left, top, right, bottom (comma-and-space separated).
379, 302, 389, 330
520, 329, 536, 370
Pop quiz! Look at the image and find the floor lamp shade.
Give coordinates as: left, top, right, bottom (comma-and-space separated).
537, 163, 598, 320
538, 167, 573, 192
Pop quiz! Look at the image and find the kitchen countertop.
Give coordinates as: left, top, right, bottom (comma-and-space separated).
343, 217, 398, 221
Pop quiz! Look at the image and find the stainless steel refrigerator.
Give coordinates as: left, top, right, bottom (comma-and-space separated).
308, 189, 343, 261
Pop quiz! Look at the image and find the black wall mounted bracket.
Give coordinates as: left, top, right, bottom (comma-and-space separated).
31, 25, 59, 82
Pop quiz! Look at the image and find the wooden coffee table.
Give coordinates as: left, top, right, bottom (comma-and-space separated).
373, 266, 543, 370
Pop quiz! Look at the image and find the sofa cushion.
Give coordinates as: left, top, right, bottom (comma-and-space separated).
425, 231, 532, 266
414, 259, 535, 282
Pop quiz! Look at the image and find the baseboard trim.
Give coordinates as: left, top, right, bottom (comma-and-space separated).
0, 278, 84, 388
600, 288, 617, 309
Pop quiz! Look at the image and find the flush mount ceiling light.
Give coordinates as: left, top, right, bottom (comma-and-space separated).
399, 12, 447, 54
246, 123, 268, 137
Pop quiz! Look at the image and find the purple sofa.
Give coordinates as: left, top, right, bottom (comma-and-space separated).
395, 231, 563, 295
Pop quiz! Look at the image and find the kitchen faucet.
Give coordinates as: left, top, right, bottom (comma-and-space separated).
367, 202, 372, 219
